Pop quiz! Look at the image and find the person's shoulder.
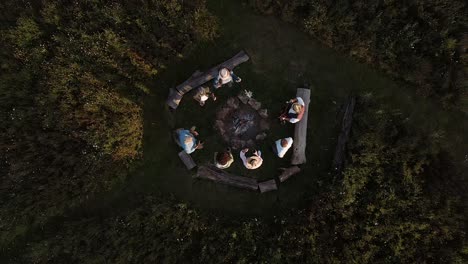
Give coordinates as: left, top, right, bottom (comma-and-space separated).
296, 97, 305, 105
298, 109, 305, 117
178, 130, 188, 138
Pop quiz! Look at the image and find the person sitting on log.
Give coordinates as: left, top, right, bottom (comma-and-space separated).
279, 97, 305, 124
211, 67, 242, 100
174, 126, 204, 154
274, 137, 293, 158
240, 148, 263, 170
214, 148, 234, 169
193, 86, 212, 106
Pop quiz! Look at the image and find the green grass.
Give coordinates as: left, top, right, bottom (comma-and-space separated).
91, 0, 468, 216
2, 3, 466, 263
2, 3, 466, 258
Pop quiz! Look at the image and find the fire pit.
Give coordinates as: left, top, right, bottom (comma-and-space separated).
215, 92, 270, 150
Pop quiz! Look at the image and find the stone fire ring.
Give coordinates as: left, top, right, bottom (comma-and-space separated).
214, 93, 270, 150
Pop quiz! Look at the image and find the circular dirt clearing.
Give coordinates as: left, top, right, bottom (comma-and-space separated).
215, 96, 270, 150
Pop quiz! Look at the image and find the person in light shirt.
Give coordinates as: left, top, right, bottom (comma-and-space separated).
174, 127, 204, 154
199, 94, 209, 106
279, 97, 305, 124
274, 137, 293, 158
193, 86, 212, 107
211, 67, 242, 101
239, 148, 263, 170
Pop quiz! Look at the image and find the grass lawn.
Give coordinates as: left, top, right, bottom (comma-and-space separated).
3, 2, 467, 261
92, 0, 467, 217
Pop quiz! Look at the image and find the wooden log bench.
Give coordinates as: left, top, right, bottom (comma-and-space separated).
278, 166, 301, 182
194, 165, 258, 191
166, 50, 250, 109
178, 150, 196, 170
291, 88, 311, 165
258, 179, 277, 193
332, 97, 356, 173
166, 70, 203, 109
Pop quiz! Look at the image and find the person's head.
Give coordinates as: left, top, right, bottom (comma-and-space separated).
281, 138, 289, 147
219, 68, 230, 78
248, 157, 259, 167
216, 151, 231, 165
292, 103, 303, 114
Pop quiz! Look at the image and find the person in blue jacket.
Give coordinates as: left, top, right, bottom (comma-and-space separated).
175, 126, 204, 154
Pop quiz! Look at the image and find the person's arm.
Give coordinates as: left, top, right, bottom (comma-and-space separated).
240, 151, 247, 165
213, 75, 221, 87
190, 128, 199, 136
231, 71, 241, 82
195, 140, 204, 150
288, 117, 300, 123
282, 116, 296, 122
254, 150, 261, 157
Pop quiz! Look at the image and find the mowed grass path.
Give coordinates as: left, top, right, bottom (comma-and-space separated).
128, 0, 467, 216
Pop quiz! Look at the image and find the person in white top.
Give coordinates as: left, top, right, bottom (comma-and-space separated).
274, 137, 293, 158
213, 67, 242, 88
211, 67, 242, 101
239, 148, 263, 170
279, 97, 305, 124
193, 86, 212, 106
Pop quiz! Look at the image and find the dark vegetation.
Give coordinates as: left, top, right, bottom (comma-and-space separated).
0, 0, 217, 246
247, 0, 468, 110
1, 0, 467, 263
11, 101, 468, 263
